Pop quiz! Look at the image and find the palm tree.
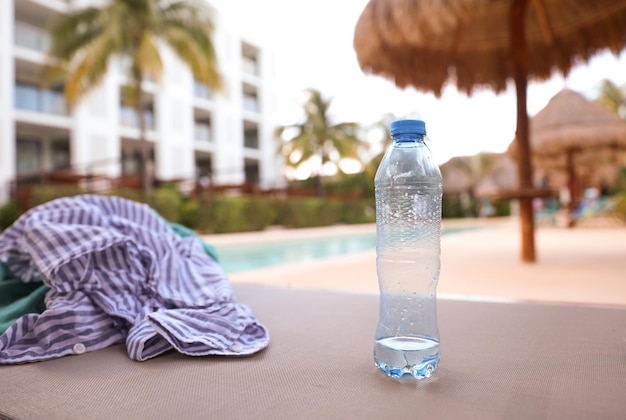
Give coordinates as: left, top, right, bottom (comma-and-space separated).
44, 0, 221, 195
597, 79, 626, 120
276, 89, 366, 196
597, 80, 626, 195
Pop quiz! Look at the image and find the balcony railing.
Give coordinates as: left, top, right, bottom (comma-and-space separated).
242, 56, 259, 76
244, 135, 259, 149
15, 21, 50, 53
243, 95, 259, 113
194, 122, 211, 142
15, 83, 67, 115
194, 81, 212, 100
120, 106, 155, 130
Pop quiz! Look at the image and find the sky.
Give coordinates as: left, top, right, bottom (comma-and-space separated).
217, 0, 626, 166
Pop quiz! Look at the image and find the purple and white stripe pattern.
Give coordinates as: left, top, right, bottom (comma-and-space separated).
0, 195, 269, 364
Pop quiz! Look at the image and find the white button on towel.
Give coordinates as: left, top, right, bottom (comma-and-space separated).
229, 343, 243, 353
73, 343, 86, 355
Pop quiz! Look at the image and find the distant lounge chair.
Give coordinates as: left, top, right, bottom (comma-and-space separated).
534, 198, 561, 227
573, 196, 623, 228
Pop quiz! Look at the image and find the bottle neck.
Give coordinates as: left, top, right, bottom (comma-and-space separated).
392, 133, 425, 143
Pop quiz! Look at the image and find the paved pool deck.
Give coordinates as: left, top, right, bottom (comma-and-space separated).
202, 217, 626, 307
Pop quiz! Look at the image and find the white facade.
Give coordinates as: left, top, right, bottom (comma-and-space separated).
0, 0, 284, 205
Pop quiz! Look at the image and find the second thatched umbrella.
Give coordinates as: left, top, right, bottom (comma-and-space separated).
509, 88, 626, 224
353, 0, 626, 262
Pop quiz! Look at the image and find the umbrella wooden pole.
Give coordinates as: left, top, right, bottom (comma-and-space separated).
512, 0, 537, 262
566, 148, 578, 227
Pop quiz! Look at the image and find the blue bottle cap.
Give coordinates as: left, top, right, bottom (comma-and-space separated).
390, 119, 426, 136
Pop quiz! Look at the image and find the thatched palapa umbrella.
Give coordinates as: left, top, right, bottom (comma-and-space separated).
509, 88, 626, 224
353, 0, 626, 262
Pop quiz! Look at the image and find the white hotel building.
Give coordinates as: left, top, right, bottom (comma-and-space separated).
0, 0, 284, 206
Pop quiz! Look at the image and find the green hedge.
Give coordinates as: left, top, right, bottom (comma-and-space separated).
615, 193, 626, 222
442, 196, 467, 218
278, 198, 340, 228
31, 186, 85, 207
6, 187, 377, 233
0, 201, 23, 230
341, 199, 375, 224
13, 184, 517, 231
442, 195, 511, 218
494, 199, 511, 217
273, 197, 374, 228
443, 195, 478, 218
180, 196, 276, 234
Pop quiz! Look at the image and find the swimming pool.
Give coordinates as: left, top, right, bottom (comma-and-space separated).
214, 227, 472, 273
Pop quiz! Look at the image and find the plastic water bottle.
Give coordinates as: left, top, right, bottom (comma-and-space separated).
373, 119, 442, 379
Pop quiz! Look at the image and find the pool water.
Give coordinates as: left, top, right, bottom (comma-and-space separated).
215, 227, 472, 273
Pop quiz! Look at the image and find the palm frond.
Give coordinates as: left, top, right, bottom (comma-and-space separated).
161, 25, 220, 89
42, 7, 104, 85
64, 34, 115, 108
134, 33, 163, 82
46, 7, 104, 60
159, 1, 221, 89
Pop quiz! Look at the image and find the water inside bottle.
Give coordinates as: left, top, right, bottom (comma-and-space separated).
374, 335, 440, 379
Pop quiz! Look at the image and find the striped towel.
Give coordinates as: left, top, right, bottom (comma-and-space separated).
0, 195, 269, 364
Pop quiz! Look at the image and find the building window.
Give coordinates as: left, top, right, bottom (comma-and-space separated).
194, 80, 212, 99
243, 93, 259, 113
51, 139, 70, 170
121, 150, 140, 175
16, 139, 41, 174
242, 42, 260, 76
15, 82, 66, 115
120, 90, 155, 130
120, 105, 155, 129
195, 157, 212, 179
118, 56, 154, 82
245, 159, 260, 185
194, 119, 212, 142
244, 125, 259, 149
242, 56, 258, 76
243, 82, 259, 113
15, 21, 50, 53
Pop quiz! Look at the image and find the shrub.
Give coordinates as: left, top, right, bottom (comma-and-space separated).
279, 197, 343, 228
276, 198, 308, 228
614, 192, 626, 221
442, 196, 464, 218
494, 199, 511, 217
29, 186, 184, 224
183, 196, 374, 231
111, 188, 144, 203
325, 172, 375, 199
179, 199, 200, 230
0, 201, 24, 230
109, 186, 182, 223
148, 187, 181, 223
442, 195, 484, 218
341, 199, 375, 224
210, 196, 246, 233
13, 188, 376, 234
318, 200, 344, 226
244, 197, 277, 230
183, 196, 276, 234
30, 186, 85, 206
610, 166, 626, 195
